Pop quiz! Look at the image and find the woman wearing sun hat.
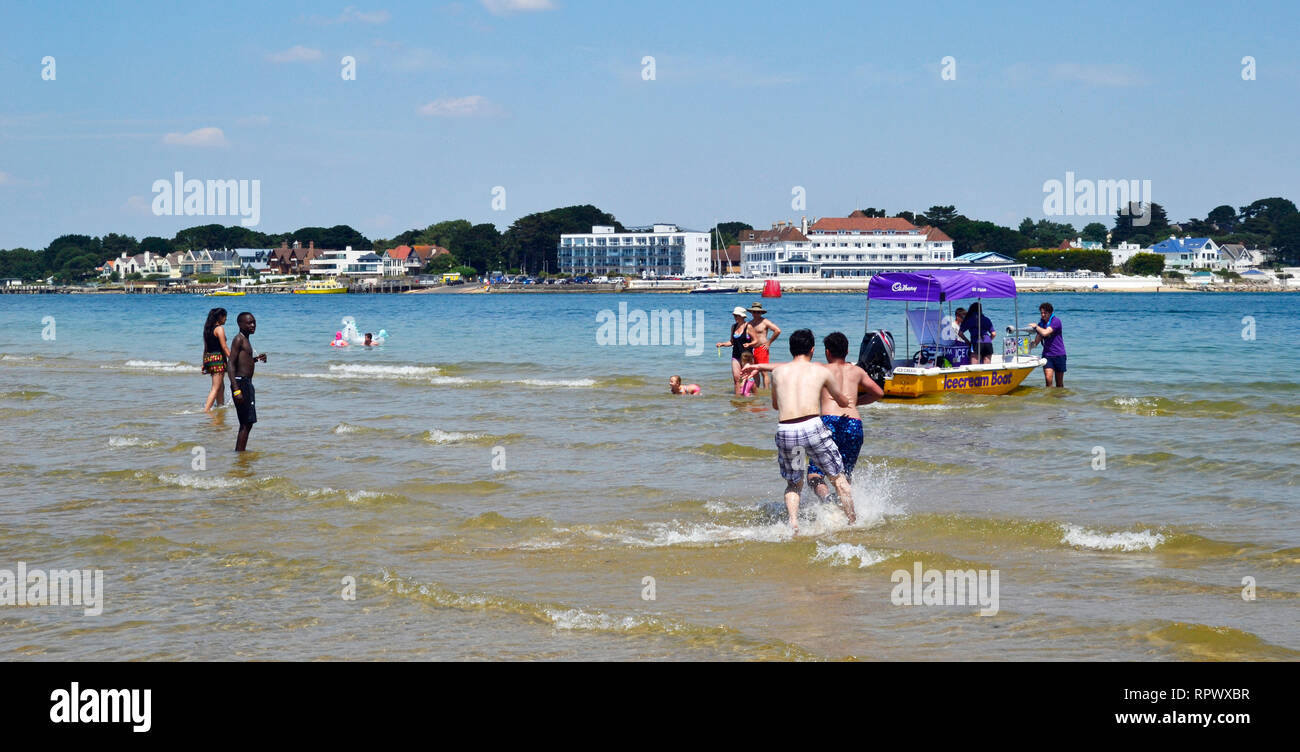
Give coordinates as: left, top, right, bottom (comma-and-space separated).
716, 306, 754, 395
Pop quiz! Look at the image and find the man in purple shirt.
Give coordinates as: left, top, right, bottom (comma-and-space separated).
1028, 302, 1066, 387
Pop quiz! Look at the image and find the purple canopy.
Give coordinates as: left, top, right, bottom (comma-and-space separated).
867, 269, 1018, 302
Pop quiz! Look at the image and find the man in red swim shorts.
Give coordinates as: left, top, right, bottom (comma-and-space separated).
746, 302, 781, 390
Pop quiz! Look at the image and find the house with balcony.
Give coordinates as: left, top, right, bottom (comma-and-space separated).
382, 245, 425, 276
1149, 237, 1222, 270
308, 246, 383, 278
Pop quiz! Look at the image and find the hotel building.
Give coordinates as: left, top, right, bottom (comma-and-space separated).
558, 224, 711, 277
740, 213, 1025, 277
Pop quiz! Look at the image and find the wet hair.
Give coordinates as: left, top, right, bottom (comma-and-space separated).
789, 328, 815, 357
203, 308, 227, 340
669, 375, 681, 384
237, 312, 254, 325
967, 302, 982, 318
1039, 302, 1054, 315
740, 351, 754, 365
824, 332, 849, 360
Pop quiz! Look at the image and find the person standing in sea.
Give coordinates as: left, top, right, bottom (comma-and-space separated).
228, 312, 267, 451
202, 308, 230, 413
747, 302, 782, 390
1029, 302, 1067, 387
716, 306, 754, 396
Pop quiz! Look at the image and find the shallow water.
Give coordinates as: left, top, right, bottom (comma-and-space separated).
0, 291, 1296, 660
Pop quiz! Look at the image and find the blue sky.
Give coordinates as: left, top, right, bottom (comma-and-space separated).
2, 0, 1298, 248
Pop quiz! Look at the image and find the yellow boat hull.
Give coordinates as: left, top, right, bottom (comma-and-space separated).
882, 360, 1042, 398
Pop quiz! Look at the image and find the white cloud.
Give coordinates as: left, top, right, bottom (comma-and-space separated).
162, 127, 228, 147
1050, 63, 1148, 87
418, 95, 499, 117
307, 6, 391, 24
267, 45, 324, 63
123, 195, 152, 215
1006, 62, 1148, 87
0, 170, 10, 185
481, 0, 555, 16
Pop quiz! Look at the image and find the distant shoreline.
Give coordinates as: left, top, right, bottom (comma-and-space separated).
2, 282, 1294, 296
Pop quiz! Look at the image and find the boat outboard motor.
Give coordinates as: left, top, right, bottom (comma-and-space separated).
857, 330, 895, 390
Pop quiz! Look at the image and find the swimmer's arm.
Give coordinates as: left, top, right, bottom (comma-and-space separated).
769, 371, 780, 411
227, 337, 245, 398
856, 366, 884, 405
739, 362, 776, 378
824, 370, 852, 408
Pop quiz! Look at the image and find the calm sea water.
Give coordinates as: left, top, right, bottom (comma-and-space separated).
0, 291, 1296, 660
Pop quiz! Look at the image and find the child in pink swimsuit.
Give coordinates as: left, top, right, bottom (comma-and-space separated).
669, 375, 701, 395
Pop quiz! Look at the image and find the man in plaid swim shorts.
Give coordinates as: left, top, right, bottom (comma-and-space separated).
768, 329, 857, 532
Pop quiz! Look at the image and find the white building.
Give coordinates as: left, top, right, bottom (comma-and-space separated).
558, 224, 710, 278
1149, 237, 1222, 270
309, 246, 383, 277
739, 213, 1016, 278
1108, 241, 1146, 267
1217, 243, 1266, 271
99, 251, 176, 278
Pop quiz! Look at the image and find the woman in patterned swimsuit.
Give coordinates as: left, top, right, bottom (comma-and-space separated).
202, 308, 231, 412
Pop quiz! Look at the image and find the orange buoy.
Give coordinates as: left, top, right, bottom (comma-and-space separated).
762, 279, 782, 298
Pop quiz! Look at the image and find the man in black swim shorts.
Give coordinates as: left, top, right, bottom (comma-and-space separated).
227, 312, 268, 451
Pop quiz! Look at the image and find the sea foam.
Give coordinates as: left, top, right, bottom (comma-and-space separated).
1061, 523, 1165, 551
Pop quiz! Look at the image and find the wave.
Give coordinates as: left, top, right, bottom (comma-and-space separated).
688, 442, 770, 461
1105, 395, 1269, 419
113, 359, 196, 373
509, 378, 597, 388
108, 436, 162, 448
458, 511, 554, 530
153, 472, 249, 491
299, 486, 406, 505
1142, 621, 1300, 661
428, 376, 479, 385
1060, 523, 1165, 551
378, 569, 820, 659
421, 429, 484, 445
811, 542, 895, 568
0, 389, 55, 400
327, 363, 440, 377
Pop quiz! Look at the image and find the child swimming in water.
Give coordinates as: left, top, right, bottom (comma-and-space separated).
669, 375, 701, 395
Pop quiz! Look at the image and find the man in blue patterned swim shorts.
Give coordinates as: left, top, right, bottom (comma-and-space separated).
803, 332, 882, 501
745, 332, 883, 509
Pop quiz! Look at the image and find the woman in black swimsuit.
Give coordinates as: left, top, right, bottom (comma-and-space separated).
202, 308, 231, 412
716, 307, 754, 395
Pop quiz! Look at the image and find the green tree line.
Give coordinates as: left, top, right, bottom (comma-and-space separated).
4, 197, 1297, 283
